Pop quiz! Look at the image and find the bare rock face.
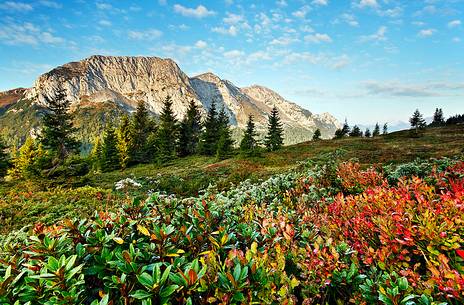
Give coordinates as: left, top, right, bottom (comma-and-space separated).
20, 55, 340, 142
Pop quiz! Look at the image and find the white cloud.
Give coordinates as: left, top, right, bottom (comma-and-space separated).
357, 0, 378, 9
0, 22, 64, 46
448, 20, 461, 28
224, 50, 244, 59
360, 26, 387, 42
270, 36, 299, 46
362, 80, 464, 97
312, 0, 328, 6
0, 1, 33, 11
292, 5, 311, 18
304, 33, 332, 43
128, 29, 162, 40
173, 4, 215, 18
195, 40, 207, 49
159, 0, 167, 5
98, 20, 112, 27
212, 25, 237, 36
96, 2, 112, 10
418, 28, 435, 37
331, 54, 350, 70
39, 1, 62, 8
340, 13, 359, 27
276, 0, 287, 7
223, 13, 243, 25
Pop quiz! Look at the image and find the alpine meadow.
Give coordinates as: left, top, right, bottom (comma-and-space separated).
1, 1, 464, 305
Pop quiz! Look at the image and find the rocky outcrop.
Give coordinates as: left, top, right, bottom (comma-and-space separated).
17, 55, 340, 142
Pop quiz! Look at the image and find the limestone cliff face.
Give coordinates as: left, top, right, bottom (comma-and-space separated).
20, 55, 340, 142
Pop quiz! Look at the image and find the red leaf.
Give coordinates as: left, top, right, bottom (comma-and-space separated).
456, 249, 464, 259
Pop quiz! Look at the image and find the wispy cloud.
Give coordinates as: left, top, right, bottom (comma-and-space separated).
128, 29, 163, 40
0, 1, 33, 12
448, 20, 461, 28
360, 26, 387, 42
173, 4, 215, 18
0, 22, 64, 46
418, 28, 436, 37
304, 33, 332, 44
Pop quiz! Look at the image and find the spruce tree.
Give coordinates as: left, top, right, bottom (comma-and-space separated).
216, 107, 234, 159
117, 114, 132, 169
341, 119, 350, 136
431, 108, 445, 126
364, 128, 371, 138
372, 123, 380, 137
90, 136, 102, 171
409, 109, 426, 134
264, 106, 284, 151
240, 115, 258, 155
333, 129, 344, 139
0, 138, 9, 178
349, 125, 363, 137
130, 101, 152, 163
312, 129, 321, 141
156, 96, 178, 161
199, 101, 219, 156
40, 89, 79, 161
101, 125, 120, 172
178, 100, 202, 157
382, 123, 388, 135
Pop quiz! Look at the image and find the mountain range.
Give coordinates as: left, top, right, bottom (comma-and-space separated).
0, 55, 340, 147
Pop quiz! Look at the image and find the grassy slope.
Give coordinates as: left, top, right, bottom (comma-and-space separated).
88, 125, 464, 191
1, 125, 463, 233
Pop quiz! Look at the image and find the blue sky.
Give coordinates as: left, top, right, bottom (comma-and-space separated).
0, 0, 463, 124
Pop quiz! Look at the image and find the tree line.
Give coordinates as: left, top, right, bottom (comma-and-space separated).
0, 92, 287, 179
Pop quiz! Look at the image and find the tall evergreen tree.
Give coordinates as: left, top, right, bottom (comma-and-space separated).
364, 128, 371, 138
409, 109, 427, 134
349, 125, 363, 137
40, 89, 79, 161
90, 136, 102, 171
240, 115, 258, 155
101, 125, 120, 172
0, 138, 9, 178
216, 107, 234, 159
199, 101, 220, 156
431, 108, 445, 126
178, 100, 202, 157
156, 96, 178, 161
130, 101, 153, 163
382, 123, 388, 135
372, 123, 380, 137
264, 106, 284, 151
312, 129, 322, 141
341, 119, 350, 136
117, 114, 132, 169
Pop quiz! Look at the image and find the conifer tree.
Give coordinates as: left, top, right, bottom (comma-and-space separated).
117, 114, 132, 169
130, 101, 153, 163
264, 106, 284, 151
90, 136, 102, 171
40, 89, 79, 161
101, 125, 120, 172
199, 101, 219, 156
178, 100, 202, 157
409, 109, 427, 134
157, 96, 178, 161
0, 138, 9, 178
240, 115, 258, 155
9, 136, 41, 179
431, 108, 445, 126
312, 129, 321, 141
349, 125, 363, 137
382, 123, 388, 135
372, 123, 380, 137
364, 128, 371, 138
216, 107, 234, 159
341, 119, 350, 136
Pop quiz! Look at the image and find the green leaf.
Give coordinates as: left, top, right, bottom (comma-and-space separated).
130, 290, 153, 300
398, 277, 409, 291
159, 285, 179, 298
233, 264, 241, 282
137, 273, 154, 288
160, 265, 172, 284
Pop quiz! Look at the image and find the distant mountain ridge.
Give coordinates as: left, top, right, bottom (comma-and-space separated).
0, 55, 340, 146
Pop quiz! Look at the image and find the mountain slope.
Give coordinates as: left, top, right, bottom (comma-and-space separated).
1, 55, 340, 146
